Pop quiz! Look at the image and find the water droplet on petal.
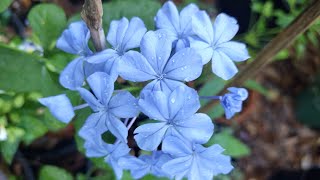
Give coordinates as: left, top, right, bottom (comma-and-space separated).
170, 98, 176, 103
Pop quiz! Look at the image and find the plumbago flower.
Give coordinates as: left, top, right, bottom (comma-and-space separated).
191, 12, 250, 80
77, 72, 139, 142
118, 29, 203, 94
39, 1, 252, 180
155, 1, 199, 51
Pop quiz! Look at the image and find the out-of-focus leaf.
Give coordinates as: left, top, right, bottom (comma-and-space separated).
19, 115, 47, 145
0, 127, 25, 164
141, 174, 169, 180
199, 76, 226, 106
0, 0, 12, 13
244, 79, 269, 97
39, 165, 73, 180
207, 104, 225, 119
205, 129, 250, 158
28, 4, 67, 50
102, 0, 161, 31
262, 1, 273, 18
0, 44, 62, 96
274, 49, 290, 61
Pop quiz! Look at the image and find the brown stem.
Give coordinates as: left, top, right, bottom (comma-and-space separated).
81, 0, 106, 52
200, 0, 320, 113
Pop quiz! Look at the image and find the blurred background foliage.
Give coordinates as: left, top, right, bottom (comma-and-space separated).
0, 0, 319, 179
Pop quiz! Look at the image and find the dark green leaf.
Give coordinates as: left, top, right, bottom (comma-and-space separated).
28, 4, 67, 50
0, 127, 25, 164
18, 115, 48, 145
0, 44, 62, 95
39, 165, 73, 180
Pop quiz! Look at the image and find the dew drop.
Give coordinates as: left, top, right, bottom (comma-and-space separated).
170, 98, 176, 103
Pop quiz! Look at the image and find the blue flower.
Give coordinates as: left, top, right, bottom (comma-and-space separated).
118, 30, 203, 94
190, 12, 250, 80
118, 151, 172, 179
162, 135, 233, 180
38, 94, 75, 123
78, 72, 139, 143
155, 1, 199, 51
134, 86, 214, 151
86, 17, 147, 81
81, 130, 130, 180
220, 87, 248, 119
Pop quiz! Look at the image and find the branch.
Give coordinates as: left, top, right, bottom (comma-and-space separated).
81, 0, 106, 52
200, 0, 320, 113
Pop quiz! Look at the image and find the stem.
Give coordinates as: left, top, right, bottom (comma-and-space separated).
81, 0, 106, 51
73, 104, 89, 110
127, 117, 137, 130
200, 0, 320, 113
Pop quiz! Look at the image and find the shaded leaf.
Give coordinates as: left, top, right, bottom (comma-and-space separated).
0, 0, 12, 12
39, 165, 73, 180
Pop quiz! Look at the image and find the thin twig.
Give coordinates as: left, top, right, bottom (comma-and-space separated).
200, 0, 320, 113
81, 0, 106, 52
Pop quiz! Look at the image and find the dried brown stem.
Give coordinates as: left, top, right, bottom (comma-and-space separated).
81, 0, 106, 52
200, 0, 320, 113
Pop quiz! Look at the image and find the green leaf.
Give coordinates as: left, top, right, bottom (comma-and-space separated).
205, 129, 250, 158
0, 126, 25, 164
262, 2, 273, 18
0, 0, 12, 13
42, 109, 67, 131
199, 76, 226, 106
244, 79, 270, 97
18, 115, 48, 145
102, 0, 161, 31
0, 44, 62, 95
207, 104, 225, 119
27, 4, 67, 50
39, 165, 73, 180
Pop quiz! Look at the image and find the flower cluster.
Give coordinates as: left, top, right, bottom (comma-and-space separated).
39, 1, 250, 180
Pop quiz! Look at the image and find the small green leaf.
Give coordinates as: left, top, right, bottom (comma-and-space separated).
0, 0, 12, 13
39, 165, 73, 180
244, 79, 270, 97
206, 130, 250, 158
19, 115, 48, 145
262, 2, 273, 18
0, 126, 25, 164
0, 44, 63, 95
28, 4, 67, 50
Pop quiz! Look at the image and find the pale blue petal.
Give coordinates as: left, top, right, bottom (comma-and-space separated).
162, 135, 193, 157
59, 57, 84, 90
211, 50, 238, 80
138, 90, 167, 121
217, 41, 250, 62
87, 72, 114, 105
56, 21, 91, 56
189, 37, 213, 64
107, 114, 128, 143
164, 48, 203, 82
118, 156, 146, 169
174, 113, 214, 144
227, 87, 248, 100
110, 142, 131, 159
107, 17, 129, 50
121, 17, 147, 51
78, 113, 108, 138
142, 80, 162, 93
162, 156, 192, 176
155, 1, 179, 33
160, 79, 186, 94
168, 86, 200, 120
86, 49, 118, 64
77, 87, 102, 112
134, 122, 169, 151
118, 51, 157, 82
188, 160, 201, 180
179, 4, 199, 35
83, 61, 105, 78
109, 91, 139, 118
192, 11, 214, 43
38, 94, 74, 123
82, 130, 112, 157
175, 38, 188, 51
213, 13, 239, 44
140, 30, 173, 73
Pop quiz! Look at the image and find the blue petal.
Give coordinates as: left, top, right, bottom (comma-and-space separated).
38, 94, 74, 123
56, 21, 91, 56
109, 91, 139, 118
140, 30, 174, 73
192, 11, 214, 43
134, 122, 169, 151
121, 17, 147, 52
211, 50, 238, 80
179, 3, 199, 36
83, 61, 105, 78
87, 72, 114, 105
138, 90, 168, 121
175, 38, 189, 51
163, 48, 203, 82
77, 87, 102, 112
118, 155, 146, 169
162, 156, 192, 178
82, 130, 112, 157
106, 114, 128, 143
155, 1, 179, 33
168, 86, 200, 120
189, 37, 213, 64
78, 113, 108, 138
174, 113, 214, 144
162, 135, 193, 157
107, 17, 129, 50
118, 51, 157, 82
86, 49, 118, 64
213, 13, 239, 44
217, 41, 250, 62
59, 57, 84, 90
